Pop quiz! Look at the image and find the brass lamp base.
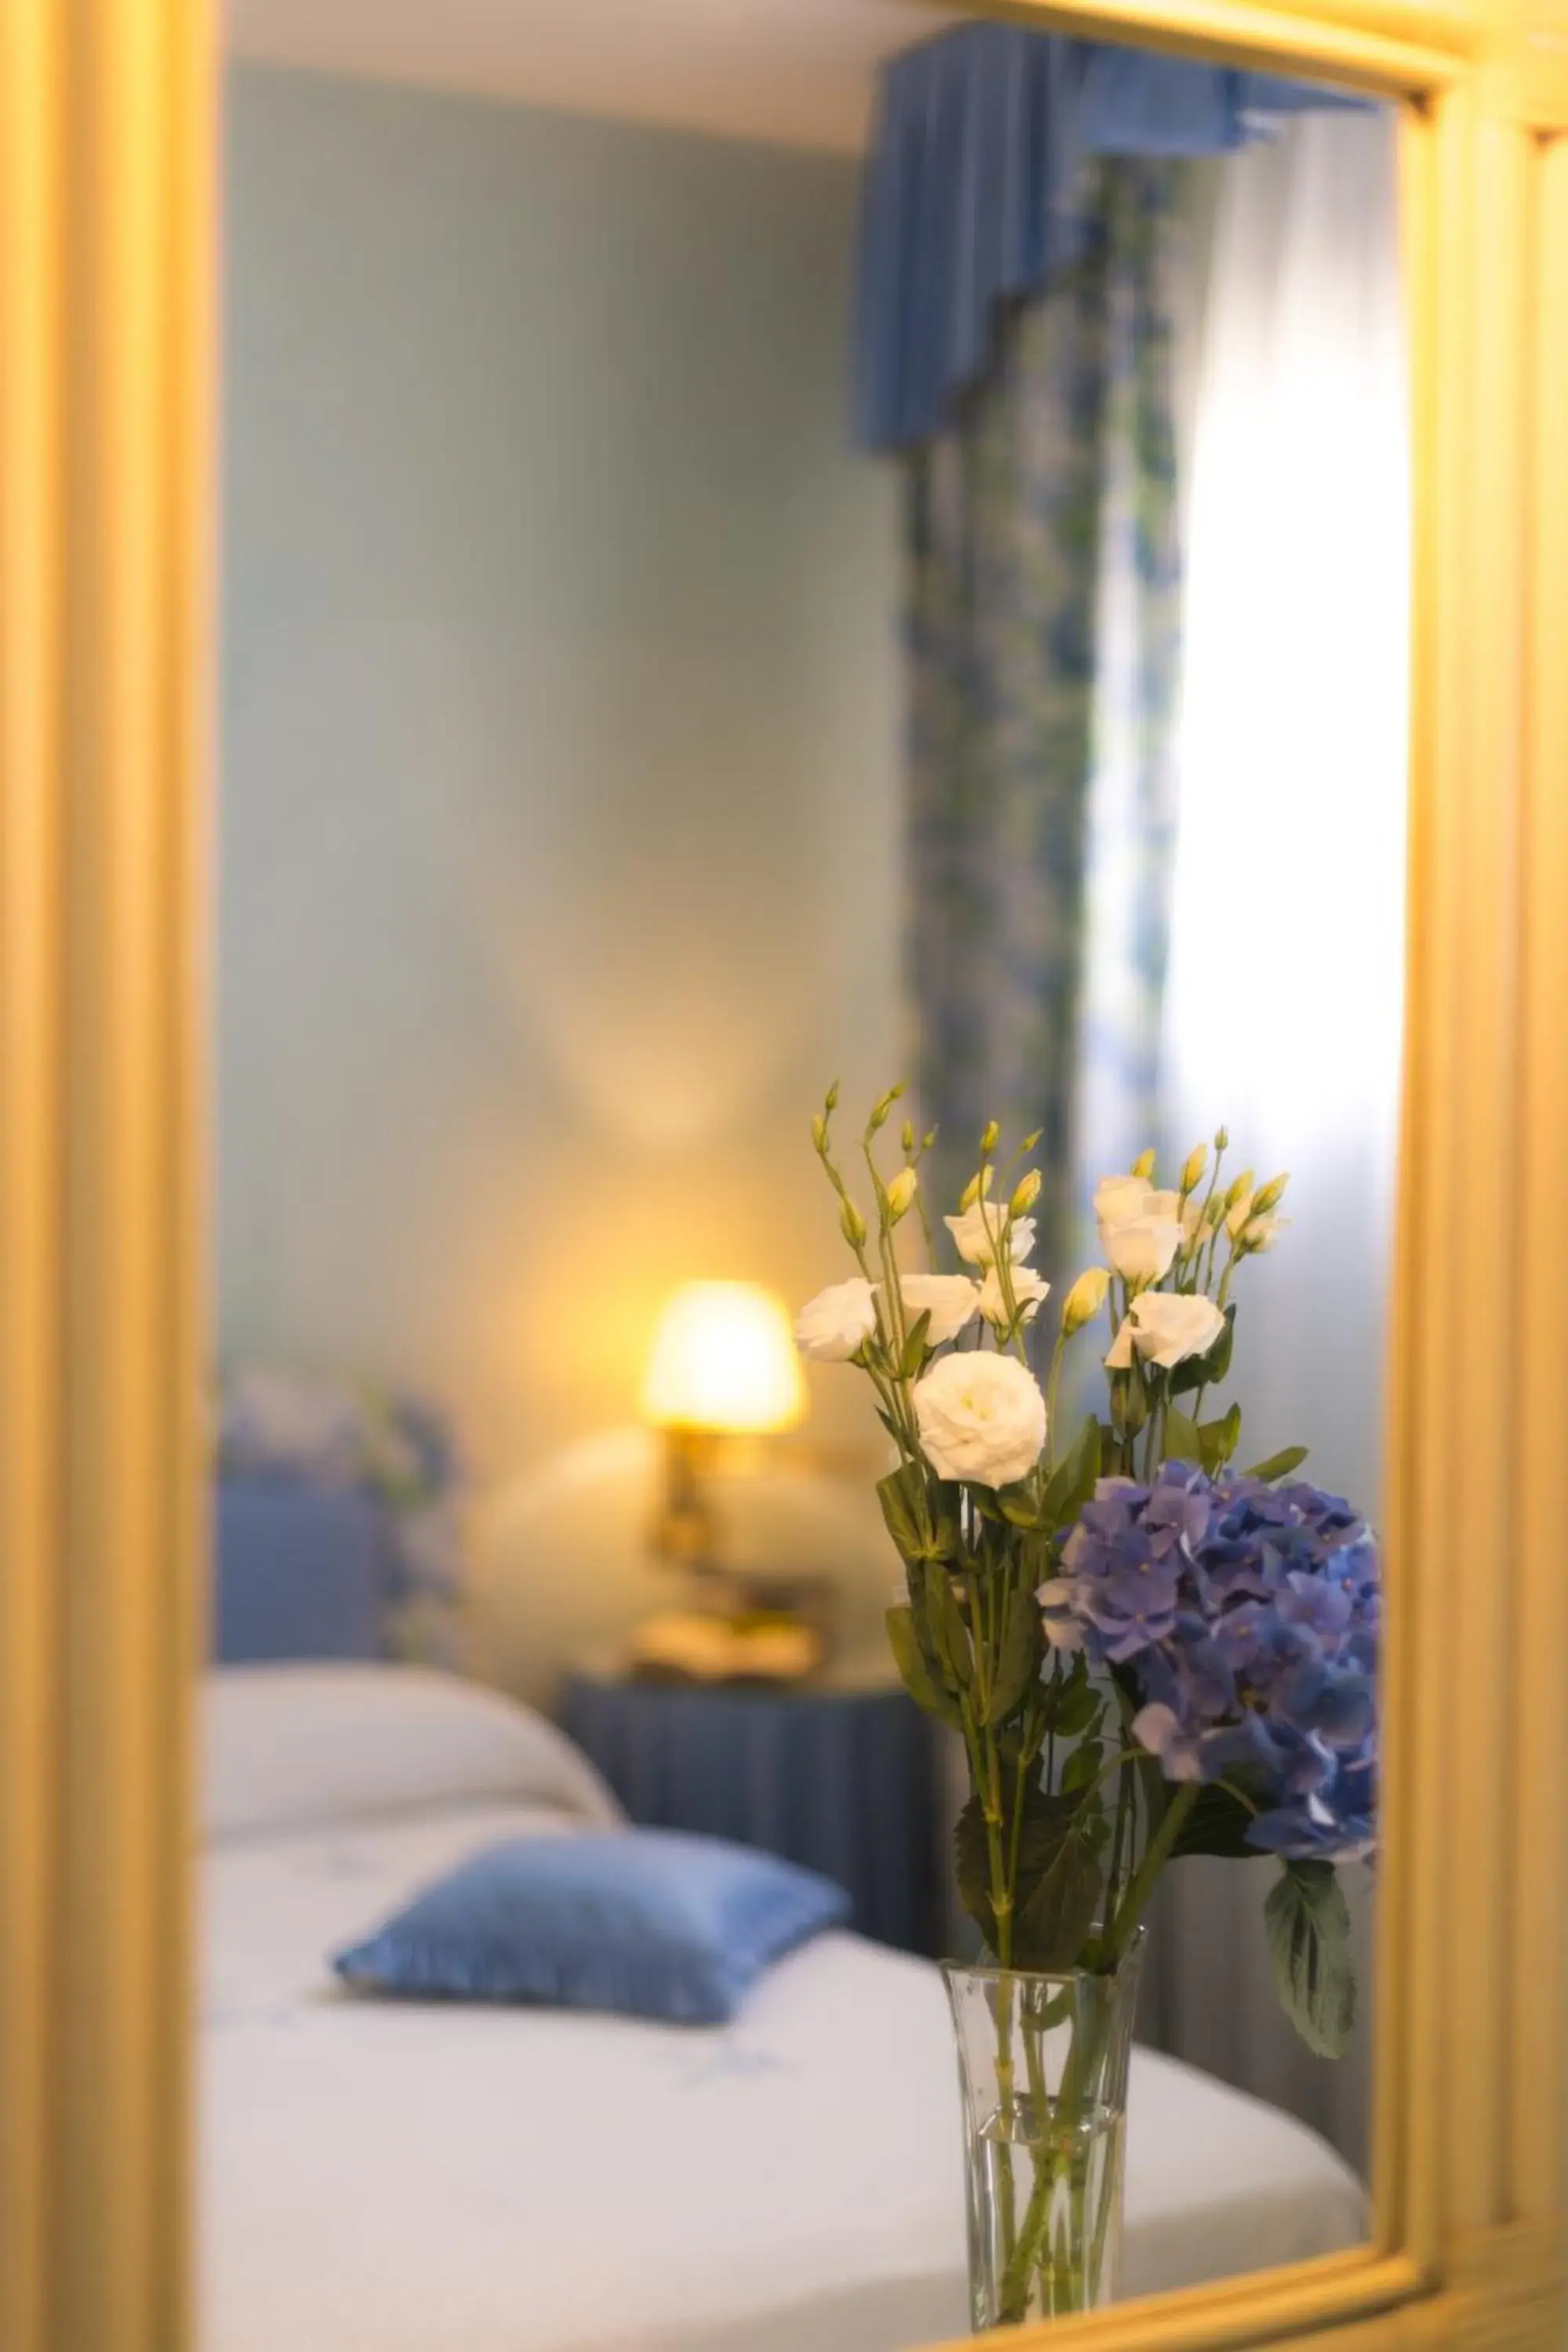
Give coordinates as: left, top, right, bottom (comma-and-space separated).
639, 1426, 836, 1682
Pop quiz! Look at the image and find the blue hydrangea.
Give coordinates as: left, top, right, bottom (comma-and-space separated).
1038, 1465, 1379, 1862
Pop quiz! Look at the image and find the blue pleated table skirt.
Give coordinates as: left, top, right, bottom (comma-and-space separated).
560, 1671, 943, 1958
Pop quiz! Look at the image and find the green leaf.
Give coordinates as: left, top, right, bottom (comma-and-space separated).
986, 1590, 1041, 1725
928, 1480, 963, 1559
1163, 1405, 1203, 1465
1039, 1416, 1102, 1534
1244, 1443, 1310, 1484
876, 1468, 922, 1564
1263, 1860, 1357, 2060
884, 1604, 963, 1729
1061, 1738, 1104, 1794
904, 1566, 953, 1700
993, 1480, 1043, 1531
1170, 1780, 1260, 1860
1167, 1305, 1236, 1397
899, 1310, 933, 1379
1198, 1402, 1243, 1474
874, 1406, 902, 1445
953, 1786, 1105, 1971
1048, 1661, 1102, 1739
1013, 1795, 1105, 1971
921, 1559, 973, 1688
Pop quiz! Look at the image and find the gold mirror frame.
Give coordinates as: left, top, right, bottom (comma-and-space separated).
2, 1, 1565, 2347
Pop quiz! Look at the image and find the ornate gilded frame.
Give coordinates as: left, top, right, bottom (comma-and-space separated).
2, 1, 1564, 2347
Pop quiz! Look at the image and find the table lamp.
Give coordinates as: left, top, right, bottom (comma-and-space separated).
635, 1280, 821, 1682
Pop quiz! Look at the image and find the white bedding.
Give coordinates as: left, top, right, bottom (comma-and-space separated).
201, 1671, 1367, 2352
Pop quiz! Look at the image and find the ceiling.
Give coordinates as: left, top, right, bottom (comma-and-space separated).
225, 0, 961, 154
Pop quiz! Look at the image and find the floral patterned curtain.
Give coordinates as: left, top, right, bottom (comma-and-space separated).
906, 159, 1182, 1291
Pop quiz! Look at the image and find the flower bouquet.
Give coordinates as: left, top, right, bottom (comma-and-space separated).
797, 1087, 1379, 2328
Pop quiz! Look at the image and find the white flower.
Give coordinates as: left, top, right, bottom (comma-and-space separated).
1240, 1214, 1289, 1254
913, 1352, 1047, 1487
890, 1274, 981, 1347
944, 1203, 1036, 1267
1104, 1216, 1182, 1287
794, 1278, 877, 1363
1120, 1290, 1226, 1370
978, 1265, 1051, 1330
1105, 1315, 1135, 1370
1094, 1174, 1152, 1236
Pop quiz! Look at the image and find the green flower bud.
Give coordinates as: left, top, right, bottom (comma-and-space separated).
979, 1120, 1000, 1156
922, 1127, 938, 1153
1022, 1129, 1043, 1155
1180, 1142, 1207, 1194
1214, 1125, 1229, 1152
885, 1167, 919, 1223
1009, 1169, 1042, 1217
958, 1167, 994, 1212
900, 1120, 916, 1154
1131, 1147, 1158, 1181
1250, 1171, 1290, 1214
1061, 1266, 1112, 1337
1224, 1169, 1256, 1211
825, 1080, 840, 1112
811, 1113, 827, 1152
840, 1197, 867, 1248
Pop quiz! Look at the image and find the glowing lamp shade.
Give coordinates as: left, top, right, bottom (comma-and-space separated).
641, 1282, 806, 1436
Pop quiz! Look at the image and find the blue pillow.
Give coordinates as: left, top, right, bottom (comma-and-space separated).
331, 1829, 851, 2025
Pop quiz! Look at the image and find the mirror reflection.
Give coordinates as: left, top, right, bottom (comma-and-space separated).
206, 9, 1404, 2343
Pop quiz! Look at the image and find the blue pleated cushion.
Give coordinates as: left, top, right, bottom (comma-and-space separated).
332, 1828, 851, 2026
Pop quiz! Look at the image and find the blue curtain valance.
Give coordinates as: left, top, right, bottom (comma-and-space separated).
856, 24, 1371, 452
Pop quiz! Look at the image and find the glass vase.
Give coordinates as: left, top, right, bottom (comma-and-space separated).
942, 1939, 1145, 2328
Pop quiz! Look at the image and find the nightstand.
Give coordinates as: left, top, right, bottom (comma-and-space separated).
559, 1663, 944, 1957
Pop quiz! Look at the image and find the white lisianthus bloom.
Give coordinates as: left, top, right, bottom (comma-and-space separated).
913, 1352, 1047, 1487
794, 1277, 877, 1363
978, 1265, 1051, 1330
1104, 1216, 1182, 1287
1094, 1174, 1152, 1236
1122, 1290, 1226, 1370
1105, 1315, 1136, 1370
944, 1203, 1036, 1267
890, 1273, 982, 1347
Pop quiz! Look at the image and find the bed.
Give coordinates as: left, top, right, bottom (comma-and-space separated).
200, 1659, 1368, 2352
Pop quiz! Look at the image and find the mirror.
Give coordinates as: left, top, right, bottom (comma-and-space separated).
205, 12, 1404, 2346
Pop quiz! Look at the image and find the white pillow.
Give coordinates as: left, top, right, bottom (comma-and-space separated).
203, 1663, 622, 1842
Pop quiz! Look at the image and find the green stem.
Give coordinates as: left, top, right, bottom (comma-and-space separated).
1105, 1781, 1198, 1964
1044, 1331, 1067, 1472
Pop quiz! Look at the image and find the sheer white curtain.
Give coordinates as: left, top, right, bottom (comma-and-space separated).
1145, 108, 1409, 2172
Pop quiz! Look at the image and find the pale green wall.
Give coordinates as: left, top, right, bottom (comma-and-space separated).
219, 66, 901, 1486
